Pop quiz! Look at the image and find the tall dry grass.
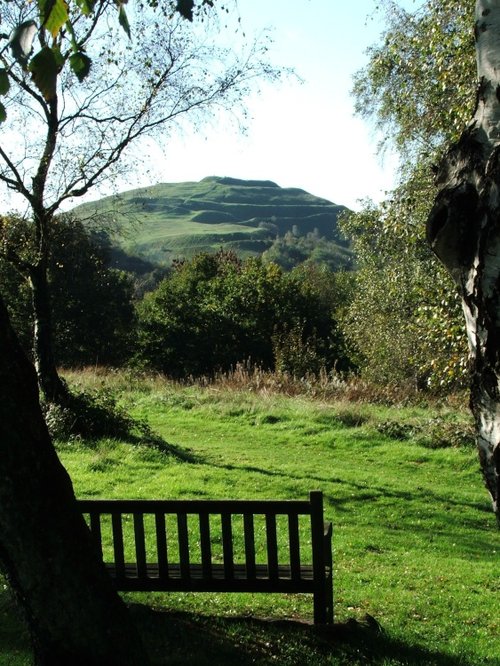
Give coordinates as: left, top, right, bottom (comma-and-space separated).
63, 363, 467, 408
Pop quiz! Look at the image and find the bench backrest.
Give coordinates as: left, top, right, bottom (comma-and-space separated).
78, 491, 328, 581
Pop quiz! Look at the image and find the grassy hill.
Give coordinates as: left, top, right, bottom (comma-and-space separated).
73, 176, 351, 269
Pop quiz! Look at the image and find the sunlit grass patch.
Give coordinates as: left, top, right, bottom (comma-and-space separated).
2, 369, 497, 665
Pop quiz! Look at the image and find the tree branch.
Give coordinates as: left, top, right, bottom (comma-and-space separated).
0, 147, 32, 201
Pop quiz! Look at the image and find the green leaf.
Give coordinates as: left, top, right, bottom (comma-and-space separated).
69, 51, 91, 82
75, 0, 96, 15
0, 69, 10, 96
176, 0, 195, 21
0, 102, 6, 123
28, 46, 63, 101
38, 0, 69, 38
118, 4, 131, 38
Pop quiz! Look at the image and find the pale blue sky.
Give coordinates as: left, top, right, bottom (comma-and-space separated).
0, 1, 427, 213
142, 0, 425, 210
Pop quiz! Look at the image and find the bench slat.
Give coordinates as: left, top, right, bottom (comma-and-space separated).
111, 512, 125, 578
243, 513, 256, 579
105, 563, 317, 593
107, 562, 316, 580
177, 512, 190, 579
89, 511, 103, 558
221, 513, 234, 579
199, 513, 212, 579
265, 513, 279, 580
133, 513, 147, 579
288, 512, 301, 581
79, 498, 311, 514
155, 512, 169, 577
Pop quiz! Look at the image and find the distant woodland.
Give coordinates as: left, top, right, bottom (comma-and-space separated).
1, 177, 467, 393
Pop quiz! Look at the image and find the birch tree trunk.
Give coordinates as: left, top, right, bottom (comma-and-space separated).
427, 0, 500, 523
29, 260, 70, 405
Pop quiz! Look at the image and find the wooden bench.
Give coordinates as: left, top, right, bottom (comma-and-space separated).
78, 490, 333, 624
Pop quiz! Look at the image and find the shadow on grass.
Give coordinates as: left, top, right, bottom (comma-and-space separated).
191, 459, 496, 557
0, 588, 485, 666
129, 604, 480, 666
205, 459, 492, 522
128, 433, 198, 463
45, 388, 198, 463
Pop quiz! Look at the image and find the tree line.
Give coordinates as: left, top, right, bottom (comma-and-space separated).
0, 209, 468, 395
0, 216, 351, 376
350, 0, 500, 518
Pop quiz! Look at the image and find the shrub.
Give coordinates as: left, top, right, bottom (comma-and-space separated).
135, 251, 351, 378
43, 387, 138, 441
375, 416, 474, 448
416, 417, 475, 449
376, 421, 417, 440
272, 324, 324, 378
0, 215, 135, 367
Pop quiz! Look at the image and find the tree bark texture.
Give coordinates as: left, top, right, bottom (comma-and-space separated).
0, 295, 150, 664
29, 261, 70, 405
427, 0, 500, 522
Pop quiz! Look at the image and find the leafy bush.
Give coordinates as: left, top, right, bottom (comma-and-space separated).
376, 421, 417, 440
273, 324, 324, 377
376, 416, 474, 448
416, 417, 475, 449
49, 218, 136, 367
262, 229, 353, 272
43, 382, 195, 460
43, 385, 169, 449
340, 200, 469, 393
43, 387, 138, 441
135, 251, 351, 378
0, 215, 135, 367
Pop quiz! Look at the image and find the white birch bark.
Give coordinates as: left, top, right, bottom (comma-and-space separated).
427, 0, 500, 523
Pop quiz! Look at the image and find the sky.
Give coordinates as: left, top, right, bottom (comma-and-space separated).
138, 0, 423, 211
0, 0, 424, 214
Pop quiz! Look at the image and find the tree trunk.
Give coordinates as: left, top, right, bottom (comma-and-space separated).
29, 261, 70, 404
0, 294, 151, 664
427, 0, 500, 524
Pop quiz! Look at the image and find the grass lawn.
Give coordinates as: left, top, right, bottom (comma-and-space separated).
1, 371, 499, 665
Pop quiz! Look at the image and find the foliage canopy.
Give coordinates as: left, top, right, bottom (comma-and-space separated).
344, 0, 475, 391
136, 250, 351, 378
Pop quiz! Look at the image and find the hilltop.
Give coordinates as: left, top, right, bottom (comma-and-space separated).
73, 176, 352, 270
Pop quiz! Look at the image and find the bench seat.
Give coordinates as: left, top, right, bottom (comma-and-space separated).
106, 562, 325, 592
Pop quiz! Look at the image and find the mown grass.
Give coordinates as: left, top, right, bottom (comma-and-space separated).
1, 370, 498, 665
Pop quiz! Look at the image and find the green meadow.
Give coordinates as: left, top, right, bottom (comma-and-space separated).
1, 371, 499, 665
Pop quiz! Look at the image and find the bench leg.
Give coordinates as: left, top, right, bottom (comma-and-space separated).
326, 572, 334, 624
313, 587, 327, 625
313, 575, 334, 625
